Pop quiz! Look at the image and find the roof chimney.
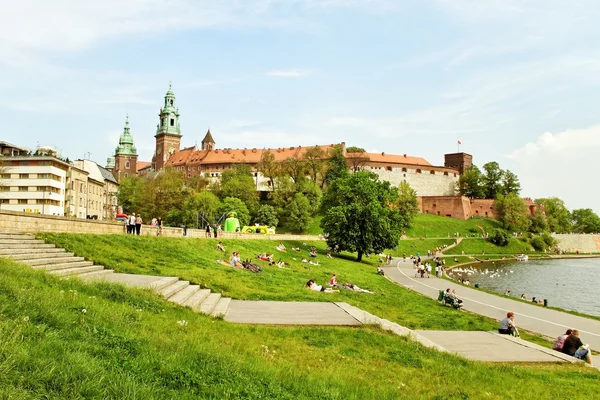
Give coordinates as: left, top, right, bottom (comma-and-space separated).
381, 152, 385, 156
403, 154, 407, 158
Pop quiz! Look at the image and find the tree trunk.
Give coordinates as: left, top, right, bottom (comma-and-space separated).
356, 251, 363, 262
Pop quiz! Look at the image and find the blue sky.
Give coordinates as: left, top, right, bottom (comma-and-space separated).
2, 0, 600, 214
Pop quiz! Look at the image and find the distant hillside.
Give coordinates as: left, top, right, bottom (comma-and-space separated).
404, 214, 502, 238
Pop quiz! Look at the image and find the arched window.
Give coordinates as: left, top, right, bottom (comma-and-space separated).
401, 167, 407, 172
444, 171, 449, 176
386, 166, 392, 171
416, 169, 422, 174
430, 170, 435, 174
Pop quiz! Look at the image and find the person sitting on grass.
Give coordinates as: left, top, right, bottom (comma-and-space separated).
216, 241, 226, 252
229, 251, 243, 268
377, 266, 385, 276
498, 312, 520, 337
301, 257, 308, 263
292, 247, 301, 252
306, 280, 339, 293
561, 330, 594, 366
276, 242, 287, 252
309, 249, 317, 258
329, 273, 340, 288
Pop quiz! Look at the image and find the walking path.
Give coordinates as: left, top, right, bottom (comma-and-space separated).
383, 259, 600, 350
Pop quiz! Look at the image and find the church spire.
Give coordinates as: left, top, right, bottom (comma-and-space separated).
115, 114, 137, 156
201, 128, 215, 150
157, 82, 181, 136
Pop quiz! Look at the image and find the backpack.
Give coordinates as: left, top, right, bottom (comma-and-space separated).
553, 335, 567, 351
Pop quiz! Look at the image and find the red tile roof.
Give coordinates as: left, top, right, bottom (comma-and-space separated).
136, 161, 151, 172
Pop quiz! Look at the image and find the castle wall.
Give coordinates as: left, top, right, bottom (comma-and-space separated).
418, 196, 472, 219
368, 165, 458, 196
553, 234, 600, 253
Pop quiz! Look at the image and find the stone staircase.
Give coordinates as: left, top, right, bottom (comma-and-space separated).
0, 231, 231, 317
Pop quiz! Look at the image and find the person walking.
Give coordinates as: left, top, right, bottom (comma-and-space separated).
128, 213, 136, 235
156, 217, 162, 236
135, 214, 143, 235
205, 224, 211, 238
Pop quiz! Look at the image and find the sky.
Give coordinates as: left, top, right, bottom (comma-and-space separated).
2, 0, 600, 214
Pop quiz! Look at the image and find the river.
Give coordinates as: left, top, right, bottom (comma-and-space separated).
447, 258, 600, 318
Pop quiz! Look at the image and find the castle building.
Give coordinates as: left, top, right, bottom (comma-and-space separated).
109, 84, 463, 197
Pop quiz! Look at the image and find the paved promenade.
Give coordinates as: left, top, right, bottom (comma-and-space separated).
383, 259, 600, 350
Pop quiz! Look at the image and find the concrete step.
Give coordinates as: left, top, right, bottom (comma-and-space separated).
182, 289, 212, 311
168, 284, 201, 306
49, 265, 105, 276
23, 256, 85, 266
211, 297, 231, 317
0, 239, 45, 245
0, 248, 66, 255
147, 276, 180, 292
76, 269, 114, 278
1, 243, 56, 249
159, 280, 190, 299
33, 261, 94, 271
8, 252, 75, 260
0, 234, 36, 240
199, 293, 221, 314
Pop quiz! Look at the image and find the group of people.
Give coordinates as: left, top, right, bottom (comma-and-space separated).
150, 217, 162, 236
329, 273, 375, 293
205, 224, 223, 238
553, 329, 594, 365
443, 288, 463, 309
126, 213, 143, 235
499, 313, 594, 366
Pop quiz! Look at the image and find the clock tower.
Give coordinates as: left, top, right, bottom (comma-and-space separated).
153, 82, 182, 171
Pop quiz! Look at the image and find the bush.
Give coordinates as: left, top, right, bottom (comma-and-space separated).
530, 236, 547, 252
489, 229, 510, 246
541, 233, 557, 248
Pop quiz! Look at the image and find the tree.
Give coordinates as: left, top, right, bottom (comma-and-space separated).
117, 176, 144, 215
148, 167, 188, 222
501, 170, 521, 196
187, 174, 210, 192
282, 155, 306, 184
482, 162, 504, 199
528, 208, 548, 234
320, 171, 404, 261
495, 193, 531, 232
572, 208, 600, 233
303, 146, 326, 185
457, 166, 485, 199
220, 164, 259, 214
345, 147, 369, 172
254, 204, 279, 227
256, 150, 280, 190
287, 193, 313, 233
323, 144, 348, 186
489, 229, 510, 246
182, 191, 222, 228
535, 197, 572, 233
220, 197, 250, 227
393, 182, 419, 228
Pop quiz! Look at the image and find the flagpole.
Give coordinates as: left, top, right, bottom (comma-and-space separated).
457, 138, 460, 153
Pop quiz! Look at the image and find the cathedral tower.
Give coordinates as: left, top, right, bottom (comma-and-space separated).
153, 83, 182, 171
201, 129, 215, 150
113, 114, 138, 181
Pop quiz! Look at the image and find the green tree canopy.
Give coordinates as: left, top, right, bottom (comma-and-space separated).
535, 197, 572, 233
482, 162, 504, 199
287, 193, 313, 233
254, 204, 279, 227
320, 171, 404, 261
528, 207, 548, 234
394, 181, 419, 229
501, 170, 521, 196
457, 166, 484, 199
495, 193, 531, 232
303, 146, 327, 186
323, 144, 348, 186
219, 164, 259, 214
572, 208, 600, 233
256, 150, 280, 190
182, 191, 222, 228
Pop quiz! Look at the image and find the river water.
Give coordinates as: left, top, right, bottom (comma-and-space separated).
447, 258, 600, 317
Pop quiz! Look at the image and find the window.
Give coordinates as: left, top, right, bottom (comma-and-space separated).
0, 186, 8, 192
170, 100, 173, 106
444, 172, 449, 176
0, 199, 8, 204
170, 118, 174, 127
416, 169, 422, 174
126, 160, 130, 169
38, 174, 48, 179
386, 166, 392, 171
80, 183, 83, 192
19, 161, 29, 166
18, 186, 28, 191
19, 174, 29, 179
430, 170, 435, 174
403, 174, 406, 178
18, 199, 28, 204
0, 174, 10, 179
401, 168, 407, 172
125, 173, 128, 178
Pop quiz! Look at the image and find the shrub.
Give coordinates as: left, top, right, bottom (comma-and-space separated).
541, 233, 557, 248
489, 229, 510, 246
530, 236, 547, 252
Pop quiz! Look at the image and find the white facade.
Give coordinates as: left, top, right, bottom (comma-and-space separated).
0, 157, 69, 215
366, 165, 458, 196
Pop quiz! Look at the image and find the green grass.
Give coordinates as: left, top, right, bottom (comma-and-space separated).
277, 215, 324, 235
392, 238, 457, 258
405, 214, 502, 238
2, 256, 599, 398
38, 233, 494, 331
447, 238, 535, 255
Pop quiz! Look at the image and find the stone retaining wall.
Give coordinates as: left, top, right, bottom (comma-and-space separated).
553, 234, 600, 253
0, 210, 322, 241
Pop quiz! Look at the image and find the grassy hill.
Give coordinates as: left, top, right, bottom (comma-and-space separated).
404, 214, 502, 238
2, 244, 599, 398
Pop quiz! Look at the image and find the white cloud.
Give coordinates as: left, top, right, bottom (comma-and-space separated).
506, 125, 600, 213
265, 69, 314, 78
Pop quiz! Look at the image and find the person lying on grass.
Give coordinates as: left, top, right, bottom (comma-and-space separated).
306, 280, 339, 293
343, 282, 375, 294
216, 242, 226, 252
276, 242, 287, 252
257, 253, 274, 262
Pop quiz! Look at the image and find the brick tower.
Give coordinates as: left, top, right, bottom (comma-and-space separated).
153, 83, 182, 171
444, 152, 472, 174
